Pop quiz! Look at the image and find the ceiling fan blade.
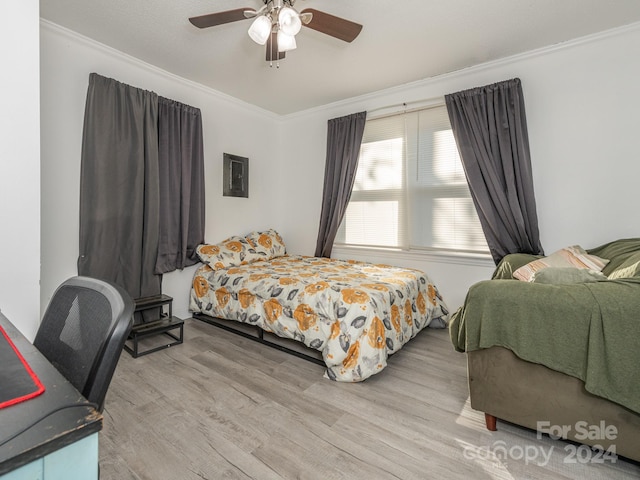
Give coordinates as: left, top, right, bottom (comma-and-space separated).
266, 32, 286, 62
244, 4, 268, 19
300, 8, 362, 43
300, 12, 313, 25
189, 8, 255, 29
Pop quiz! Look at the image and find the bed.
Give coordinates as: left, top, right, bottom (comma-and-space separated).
189, 230, 450, 382
450, 238, 640, 462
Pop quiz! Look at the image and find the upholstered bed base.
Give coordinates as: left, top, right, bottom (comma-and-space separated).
468, 346, 640, 462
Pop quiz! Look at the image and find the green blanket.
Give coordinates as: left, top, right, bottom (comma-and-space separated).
450, 242, 640, 415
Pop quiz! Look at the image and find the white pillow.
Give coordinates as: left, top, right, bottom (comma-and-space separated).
530, 267, 607, 284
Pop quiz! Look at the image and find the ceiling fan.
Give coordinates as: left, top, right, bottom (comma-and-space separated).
189, 0, 363, 66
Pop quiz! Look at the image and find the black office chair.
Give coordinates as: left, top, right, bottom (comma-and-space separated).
34, 276, 134, 412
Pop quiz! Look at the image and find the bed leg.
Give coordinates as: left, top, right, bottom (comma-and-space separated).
484, 413, 497, 431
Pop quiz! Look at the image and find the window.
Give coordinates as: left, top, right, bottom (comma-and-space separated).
335, 104, 488, 254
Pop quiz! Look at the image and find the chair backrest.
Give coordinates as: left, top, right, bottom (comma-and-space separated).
34, 276, 134, 412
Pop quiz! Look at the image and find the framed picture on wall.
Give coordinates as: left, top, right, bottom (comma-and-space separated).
223, 153, 249, 198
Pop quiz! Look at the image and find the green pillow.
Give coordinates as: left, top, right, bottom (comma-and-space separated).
530, 267, 607, 284
588, 238, 640, 276
608, 252, 640, 279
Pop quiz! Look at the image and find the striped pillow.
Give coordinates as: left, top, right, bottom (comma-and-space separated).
513, 246, 609, 282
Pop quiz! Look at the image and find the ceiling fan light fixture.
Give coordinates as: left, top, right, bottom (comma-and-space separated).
190, 3, 363, 65
277, 31, 297, 52
248, 15, 272, 45
278, 6, 302, 36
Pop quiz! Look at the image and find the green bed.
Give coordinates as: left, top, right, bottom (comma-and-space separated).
450, 238, 640, 461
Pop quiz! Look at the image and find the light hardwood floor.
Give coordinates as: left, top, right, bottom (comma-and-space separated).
99, 318, 640, 480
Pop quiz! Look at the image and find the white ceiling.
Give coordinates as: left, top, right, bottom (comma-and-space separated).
40, 0, 640, 115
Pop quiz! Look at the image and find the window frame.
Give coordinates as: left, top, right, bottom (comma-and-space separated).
333, 102, 491, 260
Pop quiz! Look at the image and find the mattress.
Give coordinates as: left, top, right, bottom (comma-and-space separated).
190, 255, 449, 381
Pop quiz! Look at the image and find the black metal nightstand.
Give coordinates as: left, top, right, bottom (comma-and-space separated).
124, 294, 184, 357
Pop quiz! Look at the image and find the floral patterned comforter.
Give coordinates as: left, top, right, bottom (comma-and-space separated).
190, 255, 449, 382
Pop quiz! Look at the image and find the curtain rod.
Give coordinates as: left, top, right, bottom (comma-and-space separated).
367, 97, 445, 120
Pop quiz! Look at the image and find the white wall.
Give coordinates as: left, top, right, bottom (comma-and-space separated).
0, 3, 41, 339
39, 20, 640, 321
278, 23, 640, 311
40, 22, 284, 319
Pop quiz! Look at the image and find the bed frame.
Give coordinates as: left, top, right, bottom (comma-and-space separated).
467, 346, 640, 463
193, 313, 325, 366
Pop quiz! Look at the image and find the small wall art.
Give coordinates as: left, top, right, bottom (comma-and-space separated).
223, 153, 248, 198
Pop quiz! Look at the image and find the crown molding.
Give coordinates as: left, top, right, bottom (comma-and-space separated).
280, 20, 640, 122
40, 18, 640, 123
39, 19, 281, 122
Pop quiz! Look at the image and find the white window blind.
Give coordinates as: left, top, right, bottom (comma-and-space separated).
336, 104, 489, 254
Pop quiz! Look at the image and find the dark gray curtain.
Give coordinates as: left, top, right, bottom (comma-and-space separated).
155, 97, 205, 274
314, 111, 367, 258
78, 73, 161, 300
445, 78, 544, 264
